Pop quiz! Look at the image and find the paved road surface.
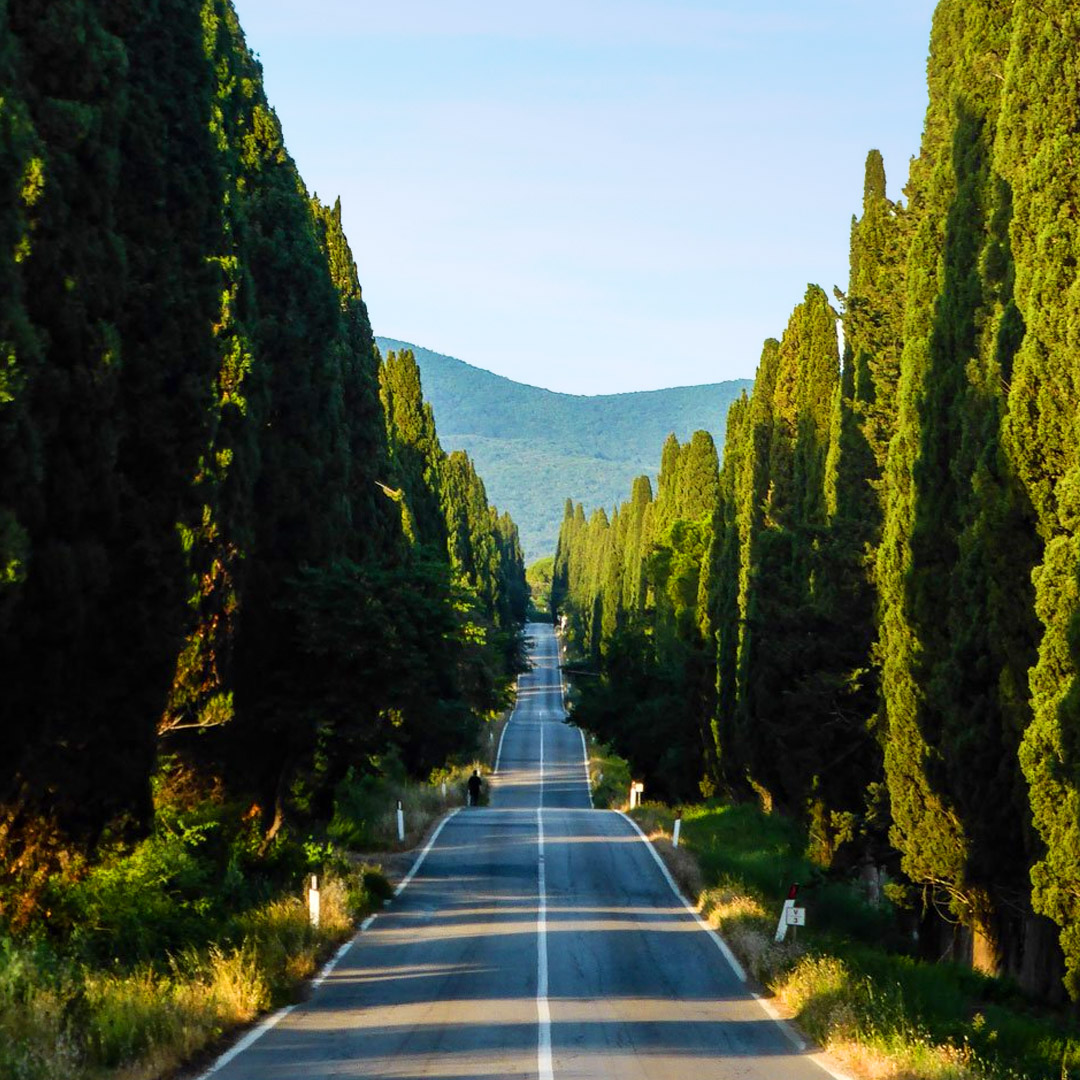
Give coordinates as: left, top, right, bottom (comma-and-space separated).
203, 622, 836, 1080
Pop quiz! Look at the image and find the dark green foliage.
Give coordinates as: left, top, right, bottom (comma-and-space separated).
997, 0, 1080, 998
555, 432, 721, 801
877, 0, 1045, 980
525, 555, 554, 619
0, 0, 224, 845
556, 0, 1080, 1003
0, 0, 526, 927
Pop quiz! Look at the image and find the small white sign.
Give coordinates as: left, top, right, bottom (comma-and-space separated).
787, 906, 806, 926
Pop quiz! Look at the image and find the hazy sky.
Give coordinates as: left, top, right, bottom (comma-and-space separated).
231, 0, 938, 395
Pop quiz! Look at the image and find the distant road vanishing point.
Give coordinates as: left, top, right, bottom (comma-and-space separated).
198, 623, 841, 1080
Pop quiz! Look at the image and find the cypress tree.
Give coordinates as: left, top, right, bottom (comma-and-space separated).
380, 349, 448, 552
620, 476, 653, 621
709, 393, 749, 790
0, 0, 531, 891
998, 0, 1080, 997
739, 288, 840, 813
0, 0, 226, 848
878, 0, 1041, 976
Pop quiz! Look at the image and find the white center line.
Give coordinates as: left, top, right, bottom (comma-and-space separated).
537, 803, 553, 1080
538, 710, 545, 809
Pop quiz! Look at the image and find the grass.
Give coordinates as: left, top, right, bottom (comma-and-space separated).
0, 864, 387, 1080
626, 799, 1080, 1080
583, 732, 632, 809
329, 711, 511, 853
0, 709, 514, 1080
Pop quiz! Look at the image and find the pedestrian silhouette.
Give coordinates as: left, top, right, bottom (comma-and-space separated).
467, 769, 483, 807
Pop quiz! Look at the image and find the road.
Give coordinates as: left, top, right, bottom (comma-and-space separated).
203, 622, 837, 1080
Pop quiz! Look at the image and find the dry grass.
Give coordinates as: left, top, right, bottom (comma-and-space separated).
0, 866, 387, 1080
640, 829, 1006, 1080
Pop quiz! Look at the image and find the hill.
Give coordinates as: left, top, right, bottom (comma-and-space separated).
375, 338, 752, 561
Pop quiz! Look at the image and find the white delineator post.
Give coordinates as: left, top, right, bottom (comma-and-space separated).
441, 780, 447, 799
308, 874, 321, 928
775, 882, 799, 942
629, 781, 644, 809
672, 818, 682, 849
396, 799, 405, 843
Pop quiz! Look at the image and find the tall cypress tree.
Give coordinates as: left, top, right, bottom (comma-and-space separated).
740, 288, 840, 813
999, 0, 1080, 997
878, 0, 1041, 976
709, 393, 749, 791
0, 0, 227, 848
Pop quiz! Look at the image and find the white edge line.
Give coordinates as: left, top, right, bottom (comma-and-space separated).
578, 727, 593, 808
494, 675, 520, 774
615, 809, 856, 1075
196, 806, 463, 1079
494, 713, 511, 773
197, 1004, 298, 1077
310, 937, 353, 990
616, 810, 748, 985
394, 806, 463, 897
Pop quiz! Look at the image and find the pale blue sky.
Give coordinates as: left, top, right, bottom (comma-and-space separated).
231, 0, 938, 394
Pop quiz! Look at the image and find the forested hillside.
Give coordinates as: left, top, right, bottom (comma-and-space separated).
554, 0, 1080, 1003
0, 0, 525, 926
376, 337, 750, 559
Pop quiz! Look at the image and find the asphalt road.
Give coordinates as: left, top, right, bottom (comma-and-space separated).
202, 622, 836, 1080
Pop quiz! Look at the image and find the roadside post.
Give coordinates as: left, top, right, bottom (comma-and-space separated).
308, 874, 321, 929
396, 800, 405, 843
774, 882, 800, 942
629, 781, 644, 809
672, 818, 682, 849
441, 780, 447, 798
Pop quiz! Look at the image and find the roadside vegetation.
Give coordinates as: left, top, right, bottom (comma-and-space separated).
526, 556, 554, 620
1, 6, 531, 1078
552, 0, 1080, 1016
626, 795, 1080, 1080
583, 733, 631, 810
0, 729, 505, 1080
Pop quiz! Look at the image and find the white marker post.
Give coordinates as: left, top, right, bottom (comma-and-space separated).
775, 882, 799, 942
396, 800, 405, 843
308, 874, 321, 929
629, 781, 644, 809
441, 780, 447, 799
672, 818, 682, 849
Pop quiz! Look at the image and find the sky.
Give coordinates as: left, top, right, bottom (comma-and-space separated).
231, 0, 939, 395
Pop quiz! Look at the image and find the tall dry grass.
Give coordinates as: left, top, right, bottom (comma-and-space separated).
0, 868, 385, 1080
629, 801, 1080, 1080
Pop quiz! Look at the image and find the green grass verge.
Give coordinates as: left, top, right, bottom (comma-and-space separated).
0, 861, 389, 1080
627, 802, 1080, 1080
583, 733, 632, 809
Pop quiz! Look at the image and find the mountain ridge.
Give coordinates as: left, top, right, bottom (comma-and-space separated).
375, 336, 751, 560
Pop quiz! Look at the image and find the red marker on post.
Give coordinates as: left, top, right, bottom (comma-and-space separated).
775, 882, 800, 942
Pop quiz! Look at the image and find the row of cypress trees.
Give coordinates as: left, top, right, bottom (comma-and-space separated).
0, 0, 526, 914
553, 0, 1080, 1001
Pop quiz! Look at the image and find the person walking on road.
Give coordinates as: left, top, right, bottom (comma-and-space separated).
467, 769, 483, 807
